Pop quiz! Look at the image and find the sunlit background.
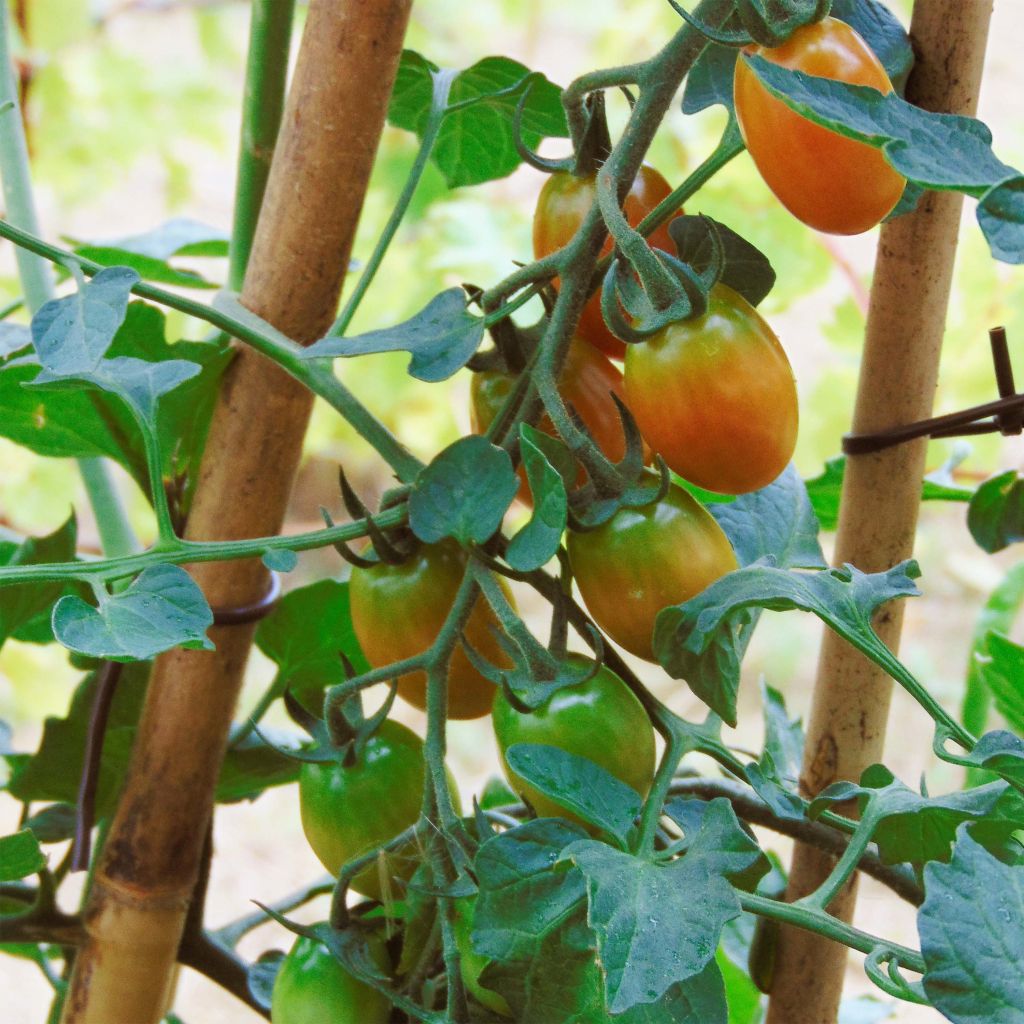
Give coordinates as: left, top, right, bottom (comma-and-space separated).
1, 0, 1022, 1020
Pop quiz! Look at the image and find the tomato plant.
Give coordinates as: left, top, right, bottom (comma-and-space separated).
492, 655, 656, 820
624, 283, 798, 495
299, 720, 427, 901
733, 16, 906, 235
533, 164, 679, 359
271, 933, 391, 1024
567, 482, 739, 660
471, 336, 641, 500
2, 2, 1022, 1024
349, 542, 511, 719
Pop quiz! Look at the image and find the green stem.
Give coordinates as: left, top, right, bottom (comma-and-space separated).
77, 459, 139, 558
740, 891, 926, 974
637, 718, 686, 856
0, 9, 138, 558
329, 70, 457, 339
0, 504, 408, 587
228, 0, 296, 291
0, 219, 423, 482
800, 807, 882, 911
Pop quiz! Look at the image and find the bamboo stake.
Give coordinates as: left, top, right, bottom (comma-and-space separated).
61, 3, 412, 1021
766, 4, 994, 1022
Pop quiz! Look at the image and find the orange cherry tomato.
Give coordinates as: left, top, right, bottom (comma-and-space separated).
349, 542, 513, 720
470, 337, 642, 503
567, 481, 738, 662
533, 165, 679, 359
624, 283, 798, 495
733, 16, 905, 235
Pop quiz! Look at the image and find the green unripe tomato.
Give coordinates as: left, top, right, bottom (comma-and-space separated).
492, 656, 656, 823
270, 933, 390, 1024
299, 720, 426, 902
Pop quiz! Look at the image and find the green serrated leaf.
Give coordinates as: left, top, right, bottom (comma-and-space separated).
52, 564, 214, 661
977, 176, 1024, 265
654, 561, 919, 725
919, 828, 1024, 1023
668, 214, 776, 308
968, 471, 1024, 553
408, 435, 518, 544
710, 465, 825, 570
255, 579, 369, 703
304, 288, 484, 383
977, 633, 1024, 735
505, 425, 567, 572
564, 801, 764, 1014
389, 51, 568, 187
7, 664, 150, 814
505, 743, 641, 846
31, 266, 139, 374
0, 515, 83, 649
0, 830, 46, 881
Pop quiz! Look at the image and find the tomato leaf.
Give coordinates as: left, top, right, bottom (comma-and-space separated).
255, 579, 369, 700
805, 455, 974, 532
21, 803, 78, 845
504, 743, 641, 847
66, 217, 228, 289
245, 951, 285, 1012
829, 0, 914, 93
505, 424, 568, 572
681, 13, 744, 115
30, 266, 137, 374
710, 465, 825, 570
215, 730, 304, 804
563, 800, 766, 1014
52, 563, 214, 661
654, 561, 920, 726
389, 51, 568, 187
812, 766, 1009, 866
919, 828, 1024, 1023
743, 682, 805, 821
968, 470, 1024, 553
975, 633, 1024, 735
409, 435, 518, 545
669, 212, 776, 308
741, 55, 1022, 262
6, 663, 151, 816
0, 515, 85, 649
304, 288, 485, 383
939, 730, 1024, 791
0, 830, 46, 881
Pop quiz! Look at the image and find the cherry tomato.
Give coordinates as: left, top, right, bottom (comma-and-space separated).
733, 16, 905, 235
624, 283, 798, 495
299, 720, 426, 901
533, 165, 679, 359
567, 481, 738, 661
471, 337, 641, 502
492, 655, 656, 823
349, 542, 513, 720
270, 933, 391, 1024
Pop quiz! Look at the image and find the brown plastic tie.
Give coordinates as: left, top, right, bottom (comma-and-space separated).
842, 327, 1024, 456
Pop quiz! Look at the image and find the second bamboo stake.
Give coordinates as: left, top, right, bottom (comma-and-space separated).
766, 4, 995, 1023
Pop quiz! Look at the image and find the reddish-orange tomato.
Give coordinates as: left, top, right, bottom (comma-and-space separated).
733, 16, 905, 235
470, 337, 643, 503
567, 481, 738, 661
533, 165, 679, 360
624, 283, 798, 495
349, 542, 512, 720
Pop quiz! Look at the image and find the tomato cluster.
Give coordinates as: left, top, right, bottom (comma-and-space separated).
281, 17, 905, 1019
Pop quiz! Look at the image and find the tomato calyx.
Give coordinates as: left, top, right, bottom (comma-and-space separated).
571, 91, 613, 179
566, 451, 672, 532
666, 0, 832, 48
599, 212, 725, 345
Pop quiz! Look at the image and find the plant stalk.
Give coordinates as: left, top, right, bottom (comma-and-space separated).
766, 5, 995, 1022
228, 0, 296, 292
60, 3, 413, 1021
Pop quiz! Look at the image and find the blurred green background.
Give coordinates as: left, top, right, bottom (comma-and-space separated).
0, 0, 1021, 1020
